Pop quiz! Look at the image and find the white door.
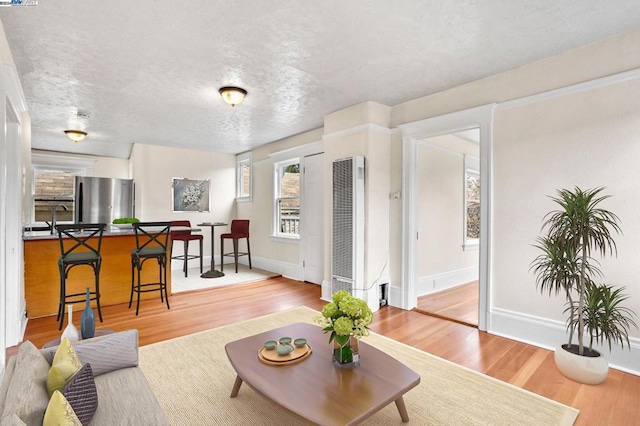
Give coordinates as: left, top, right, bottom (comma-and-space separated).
302, 153, 324, 284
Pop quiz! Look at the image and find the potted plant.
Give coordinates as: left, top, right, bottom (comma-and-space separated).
531, 187, 637, 384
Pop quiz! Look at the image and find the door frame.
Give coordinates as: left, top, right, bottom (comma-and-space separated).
301, 152, 324, 284
398, 104, 495, 331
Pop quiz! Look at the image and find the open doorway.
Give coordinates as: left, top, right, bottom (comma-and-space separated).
399, 104, 494, 331
413, 130, 480, 327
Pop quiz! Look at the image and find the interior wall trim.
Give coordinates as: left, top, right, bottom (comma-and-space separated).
497, 67, 640, 111
490, 307, 640, 376
322, 123, 400, 141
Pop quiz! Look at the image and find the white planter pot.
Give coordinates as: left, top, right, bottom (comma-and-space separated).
554, 343, 608, 385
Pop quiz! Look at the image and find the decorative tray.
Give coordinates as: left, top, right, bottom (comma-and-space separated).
258, 344, 312, 366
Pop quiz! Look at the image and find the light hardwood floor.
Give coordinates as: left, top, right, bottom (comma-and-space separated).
10, 277, 640, 425
415, 281, 479, 327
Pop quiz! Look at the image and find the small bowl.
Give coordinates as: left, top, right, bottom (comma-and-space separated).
276, 344, 293, 356
293, 338, 307, 348
263, 340, 277, 350
279, 336, 292, 345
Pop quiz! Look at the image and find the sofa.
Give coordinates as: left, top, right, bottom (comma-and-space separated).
0, 330, 169, 425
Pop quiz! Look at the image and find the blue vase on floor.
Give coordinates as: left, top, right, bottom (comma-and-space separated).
81, 287, 95, 339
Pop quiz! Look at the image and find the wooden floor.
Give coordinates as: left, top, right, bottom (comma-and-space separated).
10, 277, 640, 425
415, 281, 479, 327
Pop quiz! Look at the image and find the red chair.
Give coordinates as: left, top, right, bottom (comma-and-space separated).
220, 220, 251, 273
170, 220, 203, 277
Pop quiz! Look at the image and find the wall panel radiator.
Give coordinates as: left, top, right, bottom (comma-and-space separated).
331, 156, 365, 297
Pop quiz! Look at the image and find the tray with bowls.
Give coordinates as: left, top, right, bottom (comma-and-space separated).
258, 337, 312, 366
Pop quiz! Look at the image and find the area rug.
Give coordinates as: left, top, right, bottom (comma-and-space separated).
171, 264, 279, 293
138, 307, 579, 425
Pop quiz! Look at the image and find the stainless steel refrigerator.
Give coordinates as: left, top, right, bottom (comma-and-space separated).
74, 177, 135, 224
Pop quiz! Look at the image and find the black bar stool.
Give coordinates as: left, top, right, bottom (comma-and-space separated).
130, 222, 171, 315
56, 223, 106, 330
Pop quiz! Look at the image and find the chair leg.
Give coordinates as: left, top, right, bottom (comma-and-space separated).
58, 266, 66, 330
129, 257, 135, 309
233, 239, 239, 273
183, 240, 189, 277
95, 261, 103, 322
135, 260, 142, 316
157, 258, 164, 303
247, 237, 252, 269
199, 239, 203, 273
220, 237, 224, 272
163, 255, 170, 310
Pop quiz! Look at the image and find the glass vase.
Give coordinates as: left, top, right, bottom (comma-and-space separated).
332, 335, 359, 367
80, 287, 95, 339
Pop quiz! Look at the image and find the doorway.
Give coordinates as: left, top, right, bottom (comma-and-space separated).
399, 104, 494, 331
412, 130, 480, 327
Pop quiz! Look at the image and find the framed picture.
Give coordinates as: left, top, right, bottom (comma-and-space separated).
172, 178, 210, 212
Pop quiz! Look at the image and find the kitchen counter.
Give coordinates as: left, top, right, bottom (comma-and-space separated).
23, 225, 137, 240
23, 226, 174, 318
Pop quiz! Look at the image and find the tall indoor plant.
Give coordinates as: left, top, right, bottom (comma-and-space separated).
531, 187, 637, 384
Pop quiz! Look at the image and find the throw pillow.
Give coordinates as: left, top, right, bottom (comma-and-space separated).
40, 330, 139, 376
1, 341, 50, 424
42, 391, 82, 426
46, 338, 82, 397
61, 364, 98, 426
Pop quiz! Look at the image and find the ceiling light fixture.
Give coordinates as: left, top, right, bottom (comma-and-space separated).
219, 86, 247, 107
64, 130, 87, 143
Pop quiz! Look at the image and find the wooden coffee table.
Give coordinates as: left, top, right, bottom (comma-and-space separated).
225, 322, 420, 425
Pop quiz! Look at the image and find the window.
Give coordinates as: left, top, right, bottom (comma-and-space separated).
274, 159, 300, 238
32, 169, 76, 222
464, 155, 480, 250
236, 152, 252, 201
30, 153, 95, 225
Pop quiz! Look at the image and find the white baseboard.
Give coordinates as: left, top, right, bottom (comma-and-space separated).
388, 285, 405, 309
490, 308, 640, 376
417, 266, 478, 296
321, 280, 332, 302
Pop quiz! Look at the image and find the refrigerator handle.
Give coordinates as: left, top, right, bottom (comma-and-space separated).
77, 182, 83, 223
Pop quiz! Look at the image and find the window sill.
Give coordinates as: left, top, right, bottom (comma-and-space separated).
463, 240, 479, 251
235, 196, 252, 203
270, 234, 300, 244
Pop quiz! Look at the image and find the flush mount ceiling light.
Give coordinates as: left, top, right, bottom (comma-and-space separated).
219, 86, 247, 107
64, 130, 87, 143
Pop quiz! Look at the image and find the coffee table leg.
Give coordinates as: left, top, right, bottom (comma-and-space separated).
395, 396, 409, 422
230, 375, 243, 398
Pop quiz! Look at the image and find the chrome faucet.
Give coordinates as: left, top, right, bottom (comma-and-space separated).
51, 204, 69, 234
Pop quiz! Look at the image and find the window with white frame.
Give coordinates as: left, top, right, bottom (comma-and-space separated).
463, 155, 480, 250
274, 158, 300, 237
236, 152, 252, 201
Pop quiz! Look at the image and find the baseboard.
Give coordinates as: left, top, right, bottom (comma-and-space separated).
417, 266, 478, 296
490, 308, 640, 376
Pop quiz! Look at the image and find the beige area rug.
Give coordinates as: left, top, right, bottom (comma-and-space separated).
170, 263, 279, 293
138, 307, 579, 425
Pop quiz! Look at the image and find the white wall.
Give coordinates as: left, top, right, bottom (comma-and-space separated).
236, 128, 324, 278
130, 144, 235, 263
417, 143, 478, 294
388, 29, 640, 372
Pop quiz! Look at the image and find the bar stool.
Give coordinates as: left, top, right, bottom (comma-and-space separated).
130, 222, 171, 315
170, 220, 203, 277
220, 220, 252, 273
56, 223, 106, 330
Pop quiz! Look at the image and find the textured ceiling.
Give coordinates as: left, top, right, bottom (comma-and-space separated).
1, 1, 639, 159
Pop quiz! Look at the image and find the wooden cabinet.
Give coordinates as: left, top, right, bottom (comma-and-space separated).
24, 234, 172, 318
